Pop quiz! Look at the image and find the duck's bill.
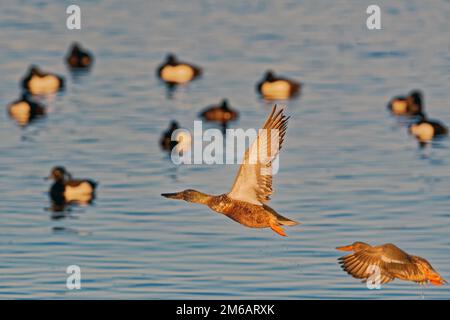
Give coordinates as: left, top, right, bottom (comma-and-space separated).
161, 192, 183, 199
336, 245, 353, 251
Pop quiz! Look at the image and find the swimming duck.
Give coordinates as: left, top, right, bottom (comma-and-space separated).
337, 242, 447, 286
65, 42, 94, 69
21, 65, 65, 95
47, 166, 97, 204
408, 112, 448, 143
199, 99, 239, 124
256, 70, 301, 100
387, 90, 423, 116
160, 121, 180, 151
7, 93, 46, 126
157, 53, 202, 85
162, 105, 299, 236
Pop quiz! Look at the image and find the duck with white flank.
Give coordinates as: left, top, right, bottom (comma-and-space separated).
21, 65, 65, 95
408, 112, 448, 143
256, 70, 301, 101
46, 167, 97, 205
162, 105, 299, 236
7, 93, 46, 126
157, 53, 202, 86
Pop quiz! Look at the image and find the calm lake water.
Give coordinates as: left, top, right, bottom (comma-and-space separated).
1, 0, 449, 299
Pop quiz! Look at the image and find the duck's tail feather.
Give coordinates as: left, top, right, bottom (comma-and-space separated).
263, 204, 300, 226
273, 212, 299, 226
277, 217, 299, 226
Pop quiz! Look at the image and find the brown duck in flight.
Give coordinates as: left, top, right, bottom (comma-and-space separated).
162, 105, 299, 236
337, 242, 447, 286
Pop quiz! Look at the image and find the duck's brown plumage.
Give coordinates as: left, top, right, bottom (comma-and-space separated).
337, 242, 447, 286
199, 99, 239, 123
162, 105, 299, 236
206, 195, 295, 230
66, 42, 94, 69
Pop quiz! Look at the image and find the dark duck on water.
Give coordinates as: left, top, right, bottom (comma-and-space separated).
46, 166, 97, 205
7, 93, 46, 127
65, 42, 94, 69
21, 65, 65, 95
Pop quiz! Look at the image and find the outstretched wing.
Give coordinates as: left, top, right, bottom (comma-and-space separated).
227, 105, 289, 205
338, 244, 417, 285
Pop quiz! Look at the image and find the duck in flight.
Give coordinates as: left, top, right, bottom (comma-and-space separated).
337, 242, 447, 286
162, 105, 299, 236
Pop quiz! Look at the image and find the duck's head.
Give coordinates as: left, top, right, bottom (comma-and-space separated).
47, 166, 70, 182
29, 65, 42, 76
412, 256, 447, 286
221, 99, 229, 109
70, 42, 81, 53
264, 70, 275, 81
407, 90, 424, 114
169, 120, 179, 130
161, 189, 210, 204
336, 241, 370, 252
166, 53, 177, 64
